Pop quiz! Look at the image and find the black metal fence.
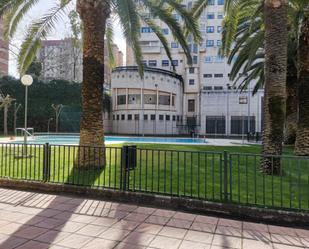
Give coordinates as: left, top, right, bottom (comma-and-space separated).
0, 143, 308, 213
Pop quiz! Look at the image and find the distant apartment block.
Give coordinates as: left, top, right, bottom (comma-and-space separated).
37, 39, 123, 84
0, 18, 9, 76
118, 0, 264, 136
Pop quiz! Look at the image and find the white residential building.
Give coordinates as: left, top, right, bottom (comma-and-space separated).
38, 39, 123, 84
119, 0, 264, 137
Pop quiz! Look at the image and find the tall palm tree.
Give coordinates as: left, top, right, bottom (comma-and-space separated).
0, 0, 201, 167
295, 7, 309, 155
221, 0, 300, 146
215, 0, 289, 174
262, 0, 288, 174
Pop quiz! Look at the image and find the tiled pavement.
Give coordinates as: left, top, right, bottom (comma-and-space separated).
0, 188, 308, 249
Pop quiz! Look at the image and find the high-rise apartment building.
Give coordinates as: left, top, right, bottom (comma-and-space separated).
38, 39, 123, 84
0, 18, 9, 76
123, 0, 264, 136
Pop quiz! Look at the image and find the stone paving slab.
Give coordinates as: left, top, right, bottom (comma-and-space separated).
0, 188, 307, 249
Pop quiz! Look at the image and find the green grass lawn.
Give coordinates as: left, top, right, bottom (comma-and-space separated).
0, 143, 308, 212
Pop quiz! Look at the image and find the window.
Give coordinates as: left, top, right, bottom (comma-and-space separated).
214, 74, 224, 78
144, 114, 148, 120
148, 60, 157, 67
218, 0, 224, 5
189, 67, 195, 74
206, 26, 215, 33
142, 60, 147, 66
217, 13, 224, 19
206, 116, 226, 134
217, 40, 222, 47
214, 86, 223, 90
144, 94, 157, 104
172, 60, 179, 66
206, 40, 214, 47
113, 115, 115, 120
217, 26, 222, 33
173, 115, 176, 121
159, 115, 164, 121
193, 43, 198, 53
141, 27, 153, 33
117, 95, 126, 105
231, 116, 256, 134
207, 12, 215, 19
203, 74, 213, 78
171, 42, 179, 48
121, 114, 125, 120
193, 55, 198, 64
204, 56, 213, 63
151, 114, 156, 121
128, 114, 132, 120
188, 99, 195, 112
162, 28, 169, 35
162, 60, 169, 67
128, 94, 141, 104
134, 114, 139, 120
166, 115, 170, 121
215, 56, 224, 63
208, 0, 215, 5
189, 79, 195, 85
159, 95, 171, 105
203, 86, 213, 90
116, 115, 120, 120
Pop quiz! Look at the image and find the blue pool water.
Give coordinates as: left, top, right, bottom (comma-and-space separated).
22, 135, 207, 145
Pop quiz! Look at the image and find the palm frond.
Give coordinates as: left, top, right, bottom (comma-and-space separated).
106, 19, 115, 69
140, 13, 176, 71
141, 0, 192, 64
3, 0, 40, 39
18, 3, 69, 74
114, 0, 144, 77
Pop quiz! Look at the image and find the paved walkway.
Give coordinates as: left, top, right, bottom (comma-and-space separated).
0, 188, 307, 249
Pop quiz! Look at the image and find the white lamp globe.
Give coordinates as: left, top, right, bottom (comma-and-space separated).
21, 75, 33, 86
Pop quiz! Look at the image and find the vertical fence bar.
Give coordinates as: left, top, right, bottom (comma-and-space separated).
43, 143, 50, 182
223, 151, 228, 202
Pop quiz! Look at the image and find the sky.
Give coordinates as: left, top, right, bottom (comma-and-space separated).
9, 0, 126, 77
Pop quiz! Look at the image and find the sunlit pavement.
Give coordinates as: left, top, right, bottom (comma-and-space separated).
0, 188, 307, 249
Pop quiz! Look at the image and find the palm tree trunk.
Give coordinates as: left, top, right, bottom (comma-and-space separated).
295, 17, 309, 156
284, 61, 298, 145
75, 1, 110, 168
261, 0, 288, 175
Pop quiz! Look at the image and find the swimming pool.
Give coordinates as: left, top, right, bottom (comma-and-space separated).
20, 135, 207, 145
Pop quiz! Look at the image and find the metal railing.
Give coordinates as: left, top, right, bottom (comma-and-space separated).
0, 143, 308, 212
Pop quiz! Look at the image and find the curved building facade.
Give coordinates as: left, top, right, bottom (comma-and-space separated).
111, 66, 184, 135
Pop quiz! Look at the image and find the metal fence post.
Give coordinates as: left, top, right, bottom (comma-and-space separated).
43, 143, 50, 182
223, 151, 229, 202
121, 146, 129, 191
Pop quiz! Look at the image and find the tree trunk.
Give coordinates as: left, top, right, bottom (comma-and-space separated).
295, 17, 309, 156
284, 60, 298, 145
261, 0, 288, 175
75, 0, 109, 168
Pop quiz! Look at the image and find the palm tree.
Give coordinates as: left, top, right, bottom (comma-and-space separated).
262, 0, 289, 174
295, 8, 309, 155
0, 0, 201, 168
218, 0, 289, 174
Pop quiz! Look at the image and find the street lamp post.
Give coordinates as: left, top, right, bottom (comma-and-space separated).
239, 96, 248, 144
21, 75, 33, 155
